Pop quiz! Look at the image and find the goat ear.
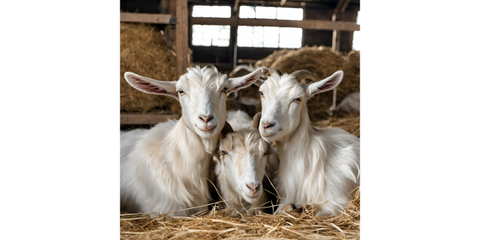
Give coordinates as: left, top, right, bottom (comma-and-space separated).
220, 121, 234, 139
250, 112, 262, 129
124, 72, 178, 100
306, 70, 343, 98
226, 68, 263, 94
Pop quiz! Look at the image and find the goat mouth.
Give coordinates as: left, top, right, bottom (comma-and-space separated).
262, 131, 279, 138
196, 125, 217, 132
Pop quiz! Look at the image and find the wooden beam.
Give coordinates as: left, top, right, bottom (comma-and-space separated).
120, 12, 175, 24
332, 0, 351, 52
233, 0, 241, 12
120, 114, 178, 125
176, 0, 189, 78
191, 18, 360, 31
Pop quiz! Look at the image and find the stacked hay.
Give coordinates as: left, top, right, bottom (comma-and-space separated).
255, 46, 360, 121
120, 22, 180, 114
120, 188, 360, 239
253, 49, 293, 69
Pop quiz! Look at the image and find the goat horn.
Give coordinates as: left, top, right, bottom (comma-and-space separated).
205, 63, 218, 72
268, 67, 282, 76
290, 70, 321, 83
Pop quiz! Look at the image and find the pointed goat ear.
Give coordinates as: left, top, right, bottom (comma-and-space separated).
250, 112, 262, 129
226, 68, 263, 94
307, 70, 343, 98
124, 72, 178, 100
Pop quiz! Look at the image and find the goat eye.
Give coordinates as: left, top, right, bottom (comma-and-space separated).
294, 97, 301, 102
223, 87, 228, 92
178, 90, 184, 94
221, 150, 228, 155
259, 91, 264, 96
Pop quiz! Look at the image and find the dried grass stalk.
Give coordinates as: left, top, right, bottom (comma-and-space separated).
120, 188, 359, 240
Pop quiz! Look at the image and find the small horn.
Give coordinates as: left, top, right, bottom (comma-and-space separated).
205, 63, 218, 72
290, 70, 321, 83
250, 112, 262, 129
268, 67, 282, 76
220, 121, 234, 139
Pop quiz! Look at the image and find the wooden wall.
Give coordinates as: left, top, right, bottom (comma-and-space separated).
121, 0, 360, 71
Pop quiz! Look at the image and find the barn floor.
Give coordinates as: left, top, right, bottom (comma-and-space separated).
120, 112, 360, 240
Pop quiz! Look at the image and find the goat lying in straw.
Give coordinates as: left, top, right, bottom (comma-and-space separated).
212, 113, 282, 215
120, 65, 263, 216
257, 68, 360, 216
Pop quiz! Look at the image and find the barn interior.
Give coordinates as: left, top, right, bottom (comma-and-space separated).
120, 0, 360, 239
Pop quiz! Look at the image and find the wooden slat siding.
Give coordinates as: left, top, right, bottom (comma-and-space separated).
191, 18, 360, 31
332, 0, 351, 52
176, 0, 189, 78
120, 114, 178, 125
120, 12, 175, 24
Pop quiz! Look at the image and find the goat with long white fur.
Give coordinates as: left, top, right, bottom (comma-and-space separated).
257, 68, 360, 216
120, 66, 263, 216
213, 113, 270, 214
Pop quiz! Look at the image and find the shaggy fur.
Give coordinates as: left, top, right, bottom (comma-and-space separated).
213, 127, 269, 214
258, 70, 360, 216
121, 66, 263, 216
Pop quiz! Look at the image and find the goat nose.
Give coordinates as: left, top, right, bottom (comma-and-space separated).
199, 115, 213, 123
246, 183, 259, 193
262, 122, 275, 129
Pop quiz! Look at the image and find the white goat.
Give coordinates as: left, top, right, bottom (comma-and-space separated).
212, 113, 270, 214
226, 110, 280, 192
257, 68, 360, 216
120, 66, 263, 216
335, 92, 360, 112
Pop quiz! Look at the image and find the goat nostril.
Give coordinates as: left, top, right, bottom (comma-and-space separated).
246, 184, 259, 193
199, 115, 213, 123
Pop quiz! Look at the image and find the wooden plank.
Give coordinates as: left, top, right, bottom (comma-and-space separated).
176, 0, 189, 78
233, 0, 241, 12
120, 12, 175, 24
121, 114, 178, 125
191, 18, 360, 31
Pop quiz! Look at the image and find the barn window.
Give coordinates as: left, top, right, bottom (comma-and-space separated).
352, 11, 361, 51
192, 6, 231, 18
239, 6, 303, 21
237, 26, 302, 48
192, 25, 230, 47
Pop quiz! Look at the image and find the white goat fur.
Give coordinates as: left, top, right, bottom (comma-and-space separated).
226, 110, 253, 131
213, 125, 269, 214
121, 66, 263, 216
258, 70, 360, 216
226, 110, 279, 188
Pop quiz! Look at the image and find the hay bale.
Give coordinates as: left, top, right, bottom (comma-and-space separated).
254, 46, 360, 121
254, 49, 293, 69
120, 188, 360, 239
120, 23, 180, 114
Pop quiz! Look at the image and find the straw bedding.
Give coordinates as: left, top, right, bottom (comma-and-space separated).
120, 188, 359, 240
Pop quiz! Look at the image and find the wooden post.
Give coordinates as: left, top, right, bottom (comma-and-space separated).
176, 0, 188, 78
